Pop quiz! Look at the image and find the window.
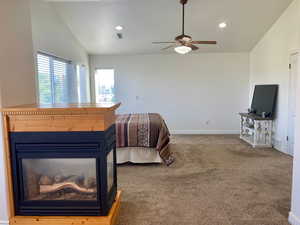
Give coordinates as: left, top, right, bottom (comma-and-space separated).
37, 53, 90, 104
37, 53, 69, 104
95, 69, 115, 103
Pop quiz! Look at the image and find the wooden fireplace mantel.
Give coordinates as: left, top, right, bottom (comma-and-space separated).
1, 102, 122, 225
2, 102, 121, 132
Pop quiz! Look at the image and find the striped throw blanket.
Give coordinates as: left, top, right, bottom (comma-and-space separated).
116, 113, 174, 165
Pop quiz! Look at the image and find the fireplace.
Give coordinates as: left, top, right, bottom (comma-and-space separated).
10, 127, 117, 216
2, 103, 122, 225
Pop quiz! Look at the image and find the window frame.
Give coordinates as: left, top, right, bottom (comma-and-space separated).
77, 64, 90, 103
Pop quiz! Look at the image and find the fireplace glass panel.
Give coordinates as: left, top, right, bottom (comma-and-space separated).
107, 150, 114, 192
22, 158, 97, 201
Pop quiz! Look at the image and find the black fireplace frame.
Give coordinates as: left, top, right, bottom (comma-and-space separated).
9, 125, 117, 216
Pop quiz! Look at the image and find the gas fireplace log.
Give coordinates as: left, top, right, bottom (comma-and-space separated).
40, 182, 96, 194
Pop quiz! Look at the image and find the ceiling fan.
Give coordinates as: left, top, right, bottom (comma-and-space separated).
152, 0, 217, 54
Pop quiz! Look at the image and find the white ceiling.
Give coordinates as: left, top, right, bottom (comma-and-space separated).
50, 0, 293, 55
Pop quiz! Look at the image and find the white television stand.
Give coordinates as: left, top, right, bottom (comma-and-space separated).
239, 113, 273, 148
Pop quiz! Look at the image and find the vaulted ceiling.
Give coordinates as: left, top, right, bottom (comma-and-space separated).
49, 0, 293, 55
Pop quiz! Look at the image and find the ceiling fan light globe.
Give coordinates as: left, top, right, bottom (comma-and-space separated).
174, 46, 192, 54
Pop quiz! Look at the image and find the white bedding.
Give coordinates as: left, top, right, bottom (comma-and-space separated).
116, 147, 162, 164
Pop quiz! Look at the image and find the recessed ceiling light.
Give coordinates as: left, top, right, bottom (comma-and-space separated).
219, 22, 227, 28
115, 25, 123, 31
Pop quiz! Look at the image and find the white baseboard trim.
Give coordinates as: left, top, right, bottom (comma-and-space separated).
273, 141, 292, 155
289, 212, 300, 225
0, 221, 9, 225
170, 130, 240, 135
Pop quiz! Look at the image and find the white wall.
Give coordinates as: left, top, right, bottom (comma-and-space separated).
30, 0, 91, 102
249, 0, 300, 224
249, 0, 300, 154
290, 53, 300, 225
290, 2, 300, 223
0, 0, 37, 224
90, 53, 250, 134
0, 1, 36, 107
30, 0, 89, 67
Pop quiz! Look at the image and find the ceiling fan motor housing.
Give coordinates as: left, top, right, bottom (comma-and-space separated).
180, 0, 188, 5
175, 34, 192, 42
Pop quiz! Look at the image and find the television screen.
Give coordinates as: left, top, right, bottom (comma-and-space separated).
251, 85, 278, 118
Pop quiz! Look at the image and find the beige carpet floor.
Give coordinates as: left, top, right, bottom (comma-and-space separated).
117, 135, 293, 225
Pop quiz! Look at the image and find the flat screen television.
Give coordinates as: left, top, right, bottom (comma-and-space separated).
251, 85, 278, 118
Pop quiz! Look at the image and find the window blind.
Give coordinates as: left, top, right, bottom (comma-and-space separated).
77, 65, 90, 103
37, 54, 52, 104
53, 59, 68, 103
37, 53, 69, 104
37, 53, 91, 104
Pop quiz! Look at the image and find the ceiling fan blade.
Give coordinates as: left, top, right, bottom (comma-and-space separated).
187, 44, 199, 51
191, 41, 217, 45
161, 44, 177, 50
152, 42, 176, 44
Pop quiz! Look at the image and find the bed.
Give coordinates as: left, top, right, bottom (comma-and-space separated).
116, 113, 174, 165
